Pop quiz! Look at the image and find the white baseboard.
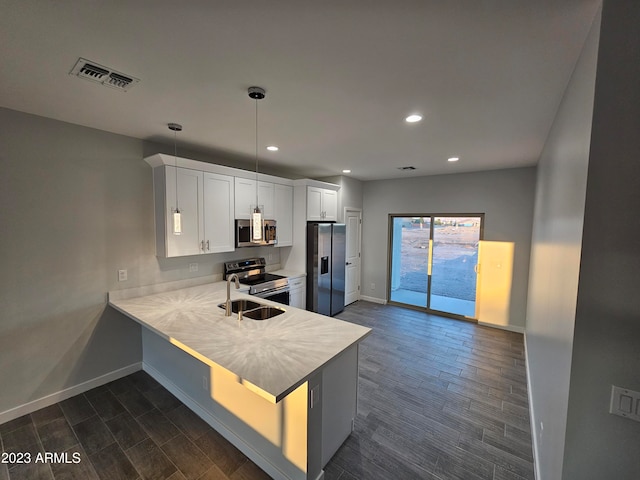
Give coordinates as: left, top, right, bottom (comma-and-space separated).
359, 295, 387, 305
477, 321, 525, 334
142, 362, 295, 480
0, 362, 142, 425
524, 333, 540, 480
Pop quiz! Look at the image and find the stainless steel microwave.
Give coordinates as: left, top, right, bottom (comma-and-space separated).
235, 219, 277, 247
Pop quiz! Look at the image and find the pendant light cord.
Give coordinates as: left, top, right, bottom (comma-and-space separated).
255, 96, 259, 209
174, 127, 179, 212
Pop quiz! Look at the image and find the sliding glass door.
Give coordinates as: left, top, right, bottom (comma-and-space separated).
389, 214, 483, 319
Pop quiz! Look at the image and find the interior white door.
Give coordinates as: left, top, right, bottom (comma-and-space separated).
344, 209, 361, 305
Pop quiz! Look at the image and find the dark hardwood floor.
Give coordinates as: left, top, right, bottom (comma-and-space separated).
0, 301, 534, 480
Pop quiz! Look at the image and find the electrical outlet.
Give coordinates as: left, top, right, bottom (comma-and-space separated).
189, 263, 198, 272
370, 283, 375, 290
268, 253, 273, 262
118, 269, 128, 282
610, 385, 640, 422
202, 375, 209, 391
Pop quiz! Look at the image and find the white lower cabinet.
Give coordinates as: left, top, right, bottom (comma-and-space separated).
153, 166, 234, 257
289, 276, 306, 309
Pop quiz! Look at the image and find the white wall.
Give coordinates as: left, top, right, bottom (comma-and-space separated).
361, 167, 536, 329
523, 5, 600, 478
563, 0, 640, 477
0, 108, 282, 419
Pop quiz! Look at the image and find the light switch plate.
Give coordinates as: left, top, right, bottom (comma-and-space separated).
609, 385, 640, 422
118, 269, 128, 282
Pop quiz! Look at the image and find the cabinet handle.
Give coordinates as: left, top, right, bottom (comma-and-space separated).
206, 240, 210, 251
201, 240, 205, 252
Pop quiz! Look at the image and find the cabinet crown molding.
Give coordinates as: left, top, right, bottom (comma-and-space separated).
292, 178, 340, 191
144, 153, 294, 186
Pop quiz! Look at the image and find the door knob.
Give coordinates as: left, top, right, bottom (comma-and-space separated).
346, 262, 352, 265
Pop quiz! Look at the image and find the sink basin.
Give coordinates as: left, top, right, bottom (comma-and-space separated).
218, 299, 285, 320
242, 305, 286, 321
218, 299, 262, 314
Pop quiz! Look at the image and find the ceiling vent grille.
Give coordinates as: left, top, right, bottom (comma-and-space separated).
398, 166, 416, 170
70, 58, 140, 92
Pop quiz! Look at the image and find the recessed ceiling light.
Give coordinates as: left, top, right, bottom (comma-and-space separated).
448, 157, 460, 162
266, 145, 279, 151
342, 169, 351, 174
405, 114, 422, 123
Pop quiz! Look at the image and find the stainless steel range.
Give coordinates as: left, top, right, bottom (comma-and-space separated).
224, 257, 290, 305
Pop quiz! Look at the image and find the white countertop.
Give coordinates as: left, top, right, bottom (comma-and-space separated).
270, 269, 305, 279
108, 281, 370, 403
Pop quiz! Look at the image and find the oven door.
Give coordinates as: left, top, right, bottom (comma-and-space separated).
252, 288, 290, 305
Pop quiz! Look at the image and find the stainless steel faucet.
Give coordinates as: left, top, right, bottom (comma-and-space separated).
225, 273, 240, 316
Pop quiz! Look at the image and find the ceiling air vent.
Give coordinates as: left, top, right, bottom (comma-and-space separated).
398, 166, 416, 170
70, 58, 140, 92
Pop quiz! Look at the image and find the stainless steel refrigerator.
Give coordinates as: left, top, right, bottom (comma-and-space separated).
306, 223, 346, 316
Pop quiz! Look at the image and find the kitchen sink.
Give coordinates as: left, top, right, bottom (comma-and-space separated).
242, 305, 286, 320
218, 299, 262, 314
218, 299, 285, 320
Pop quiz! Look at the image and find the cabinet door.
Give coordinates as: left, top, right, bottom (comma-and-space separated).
289, 277, 306, 309
274, 184, 293, 247
234, 177, 256, 219
307, 186, 323, 221
165, 166, 203, 257
322, 189, 338, 221
289, 288, 306, 309
203, 172, 235, 253
257, 181, 275, 219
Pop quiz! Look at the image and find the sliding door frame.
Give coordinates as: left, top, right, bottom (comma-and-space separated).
387, 212, 485, 323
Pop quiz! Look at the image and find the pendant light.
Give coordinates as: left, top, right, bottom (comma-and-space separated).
248, 86, 266, 243
168, 122, 183, 235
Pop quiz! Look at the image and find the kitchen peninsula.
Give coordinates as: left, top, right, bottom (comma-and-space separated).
108, 280, 371, 480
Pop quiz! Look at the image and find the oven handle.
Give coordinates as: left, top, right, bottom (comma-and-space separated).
252, 286, 290, 299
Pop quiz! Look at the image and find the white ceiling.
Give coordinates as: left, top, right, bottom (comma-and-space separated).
0, 0, 600, 181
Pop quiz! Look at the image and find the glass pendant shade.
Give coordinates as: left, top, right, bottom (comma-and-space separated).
173, 209, 182, 235
251, 205, 264, 242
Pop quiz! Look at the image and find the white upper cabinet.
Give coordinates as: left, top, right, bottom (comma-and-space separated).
153, 166, 234, 257
162, 166, 203, 257
234, 177, 255, 219
322, 189, 338, 221
274, 183, 293, 247
235, 178, 274, 219
203, 172, 235, 253
258, 181, 275, 219
307, 186, 338, 221
145, 154, 294, 256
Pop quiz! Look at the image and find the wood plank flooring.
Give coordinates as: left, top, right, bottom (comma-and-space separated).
0, 301, 534, 480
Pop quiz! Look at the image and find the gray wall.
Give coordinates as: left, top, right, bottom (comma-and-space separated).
0, 107, 281, 417
563, 0, 640, 477
524, 5, 600, 478
361, 167, 536, 329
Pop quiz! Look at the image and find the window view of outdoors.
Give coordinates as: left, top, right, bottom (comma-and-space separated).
390, 216, 481, 317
